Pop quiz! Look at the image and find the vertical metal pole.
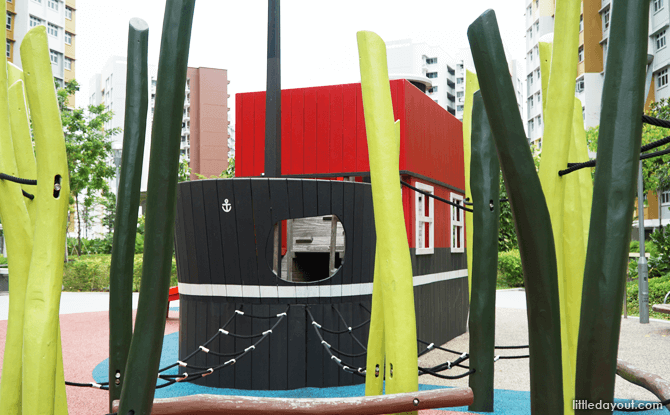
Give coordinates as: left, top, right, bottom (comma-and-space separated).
638, 162, 649, 323
329, 215, 337, 274
638, 53, 654, 324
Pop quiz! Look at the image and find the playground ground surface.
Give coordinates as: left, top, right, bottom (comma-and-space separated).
1, 289, 668, 414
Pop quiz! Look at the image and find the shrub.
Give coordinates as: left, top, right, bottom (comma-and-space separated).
0, 255, 7, 266
498, 249, 524, 288
626, 273, 670, 320
62, 254, 178, 292
648, 226, 670, 278
630, 240, 639, 253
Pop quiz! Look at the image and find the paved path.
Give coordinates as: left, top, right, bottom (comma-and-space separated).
419, 289, 670, 403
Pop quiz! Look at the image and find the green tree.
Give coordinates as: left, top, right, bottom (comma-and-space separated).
192, 157, 235, 180
57, 80, 121, 256
585, 99, 670, 195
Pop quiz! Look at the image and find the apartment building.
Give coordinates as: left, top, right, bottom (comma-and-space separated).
386, 39, 525, 124
7, 0, 76, 105
89, 57, 230, 191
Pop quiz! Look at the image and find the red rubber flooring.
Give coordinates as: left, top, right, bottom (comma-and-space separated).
1, 309, 468, 414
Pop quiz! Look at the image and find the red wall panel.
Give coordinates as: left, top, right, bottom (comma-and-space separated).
289, 91, 304, 176
329, 85, 344, 173
253, 92, 266, 175
342, 84, 357, 174
304, 89, 318, 174
280, 89, 292, 176
315, 88, 330, 173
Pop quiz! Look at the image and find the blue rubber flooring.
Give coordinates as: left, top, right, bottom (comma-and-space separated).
93, 332, 667, 414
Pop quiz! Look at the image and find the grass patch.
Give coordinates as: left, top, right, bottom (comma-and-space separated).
62, 254, 178, 292
625, 274, 670, 321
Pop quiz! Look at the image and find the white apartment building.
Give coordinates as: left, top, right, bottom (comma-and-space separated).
8, 0, 77, 95
386, 39, 525, 127
651, 0, 670, 104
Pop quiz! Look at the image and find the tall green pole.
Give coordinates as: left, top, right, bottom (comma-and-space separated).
468, 10, 563, 414
117, 1, 195, 414
575, 1, 649, 413
467, 91, 499, 412
109, 18, 149, 412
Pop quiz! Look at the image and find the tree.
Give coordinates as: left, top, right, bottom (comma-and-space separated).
57, 80, 121, 256
585, 99, 670, 195
192, 157, 235, 180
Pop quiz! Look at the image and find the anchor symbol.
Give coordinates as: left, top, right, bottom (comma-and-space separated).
221, 199, 232, 213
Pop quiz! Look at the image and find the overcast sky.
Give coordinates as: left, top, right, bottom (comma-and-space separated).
77, 0, 526, 121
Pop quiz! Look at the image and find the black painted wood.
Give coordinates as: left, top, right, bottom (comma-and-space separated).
251, 304, 270, 390
190, 182, 212, 291
220, 301, 236, 388
286, 305, 307, 389
351, 184, 365, 304
180, 184, 199, 285
217, 179, 242, 288
202, 181, 225, 286
306, 305, 324, 387
322, 303, 339, 388
235, 301, 252, 389
269, 303, 288, 390
233, 180, 257, 300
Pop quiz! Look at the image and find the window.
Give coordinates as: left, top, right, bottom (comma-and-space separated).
661, 190, 670, 205
65, 6, 73, 20
426, 57, 437, 64
32, 0, 42, 3
6, 41, 10, 59
49, 50, 58, 64
48, 0, 59, 11
658, 68, 669, 89
654, 0, 664, 13
579, 14, 583, 32
426, 72, 437, 79
529, 28, 533, 39
457, 105, 464, 112
657, 30, 667, 51
603, 9, 610, 30
152, 79, 157, 87
538, 138, 543, 150
534, 21, 539, 32
65, 32, 72, 45
457, 77, 463, 84
535, 0, 539, 8
415, 182, 435, 254
6, 12, 11, 30
536, 68, 541, 79
529, 49, 533, 61
537, 114, 542, 125
529, 95, 534, 108
428, 86, 438, 93
527, 5, 532, 16
64, 57, 71, 70
576, 76, 585, 93
456, 91, 464, 98
450, 193, 464, 253
47, 22, 59, 37
30, 15, 45, 28
529, 73, 534, 85
578, 45, 584, 62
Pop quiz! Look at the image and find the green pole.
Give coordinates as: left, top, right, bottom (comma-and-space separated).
575, 1, 649, 413
117, 1, 195, 414
467, 10, 563, 414
467, 91, 499, 412
109, 18, 149, 412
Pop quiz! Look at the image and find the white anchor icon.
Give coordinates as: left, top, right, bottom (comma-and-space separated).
221, 198, 232, 213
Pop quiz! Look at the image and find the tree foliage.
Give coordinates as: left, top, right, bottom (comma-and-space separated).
585, 99, 670, 193
192, 157, 236, 180
57, 80, 120, 255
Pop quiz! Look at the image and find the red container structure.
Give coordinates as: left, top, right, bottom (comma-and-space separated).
236, 79, 468, 343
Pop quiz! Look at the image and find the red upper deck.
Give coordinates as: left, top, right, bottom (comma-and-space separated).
235, 79, 464, 192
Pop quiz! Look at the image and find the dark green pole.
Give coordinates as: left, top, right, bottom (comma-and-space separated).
117, 1, 195, 414
575, 1, 649, 413
468, 91, 499, 413
108, 18, 149, 412
467, 10, 563, 414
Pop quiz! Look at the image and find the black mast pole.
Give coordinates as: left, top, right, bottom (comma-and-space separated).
265, 0, 281, 177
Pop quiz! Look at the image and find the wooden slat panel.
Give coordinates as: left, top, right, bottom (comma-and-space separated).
355, 84, 369, 172
180, 184, 199, 285
232, 179, 257, 296
340, 182, 356, 302
322, 304, 339, 387
194, 298, 207, 378
290, 91, 305, 175
302, 180, 318, 218
253, 93, 266, 176
202, 181, 225, 285
316, 88, 331, 173
269, 303, 289, 390
251, 304, 271, 390
217, 180, 242, 289
204, 299, 221, 387
351, 183, 365, 303
342, 84, 357, 174
338, 302, 353, 385
251, 179, 276, 291
287, 305, 307, 389
219, 301, 236, 388
306, 304, 324, 388
304, 89, 318, 174
190, 181, 212, 290
281, 89, 293, 176
174, 186, 190, 284
234, 302, 253, 389
329, 85, 344, 173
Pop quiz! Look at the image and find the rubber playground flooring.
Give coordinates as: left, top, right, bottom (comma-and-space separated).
1, 290, 669, 414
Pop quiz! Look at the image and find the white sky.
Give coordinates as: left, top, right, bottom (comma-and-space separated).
77, 0, 527, 121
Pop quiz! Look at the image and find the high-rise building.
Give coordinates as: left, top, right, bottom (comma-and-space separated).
386, 39, 525, 125
88, 57, 230, 191
7, 0, 77, 105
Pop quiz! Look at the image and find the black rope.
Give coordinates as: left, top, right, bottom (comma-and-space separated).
0, 173, 37, 185
418, 367, 475, 380
642, 114, 670, 129
417, 339, 464, 356
332, 306, 367, 352
22, 190, 35, 200
495, 345, 529, 349
640, 134, 670, 153
400, 180, 473, 213
496, 354, 529, 359
316, 318, 370, 335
